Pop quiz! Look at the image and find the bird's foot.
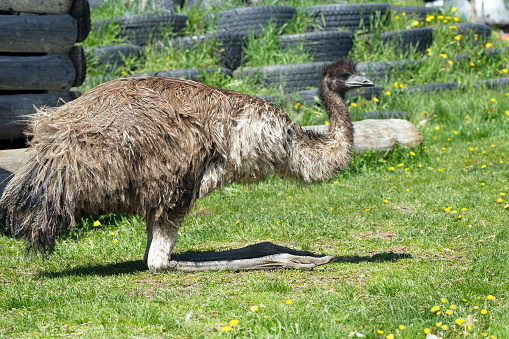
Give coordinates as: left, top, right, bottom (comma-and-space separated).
166, 242, 335, 272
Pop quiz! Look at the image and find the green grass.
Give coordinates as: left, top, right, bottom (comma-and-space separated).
2, 0, 509, 337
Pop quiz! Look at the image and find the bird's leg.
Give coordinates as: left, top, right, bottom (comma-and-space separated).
144, 209, 181, 274
166, 242, 336, 272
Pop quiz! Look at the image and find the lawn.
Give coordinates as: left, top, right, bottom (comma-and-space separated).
1, 0, 509, 338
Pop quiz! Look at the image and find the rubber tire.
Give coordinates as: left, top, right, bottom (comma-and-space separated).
475, 77, 509, 90
300, 3, 390, 32
406, 82, 461, 94
390, 5, 440, 18
132, 68, 232, 81
358, 110, 409, 120
216, 33, 247, 70
278, 31, 354, 62
380, 27, 433, 53
449, 23, 491, 43
233, 62, 324, 92
116, 14, 188, 45
347, 85, 385, 101
356, 59, 420, 82
87, 45, 143, 71
215, 6, 296, 35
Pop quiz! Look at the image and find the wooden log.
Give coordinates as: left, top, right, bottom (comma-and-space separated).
0, 93, 73, 140
0, 0, 73, 14
0, 55, 76, 91
0, 15, 77, 54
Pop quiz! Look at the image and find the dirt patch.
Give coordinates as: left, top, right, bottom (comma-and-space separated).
389, 204, 417, 214
192, 208, 213, 218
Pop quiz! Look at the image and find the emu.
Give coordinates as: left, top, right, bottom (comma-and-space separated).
0, 59, 374, 273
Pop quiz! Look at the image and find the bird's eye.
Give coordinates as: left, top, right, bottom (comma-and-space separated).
339, 72, 351, 80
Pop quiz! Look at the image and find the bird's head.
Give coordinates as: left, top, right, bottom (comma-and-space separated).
322, 59, 374, 94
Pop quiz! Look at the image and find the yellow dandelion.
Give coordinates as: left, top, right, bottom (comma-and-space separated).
399, 325, 405, 330
377, 330, 384, 334
93, 220, 101, 227
286, 299, 293, 305
113, 239, 117, 243
394, 15, 400, 20
454, 35, 462, 40
431, 306, 440, 313
229, 319, 239, 326
481, 309, 487, 315
497, 198, 503, 203
351, 102, 357, 107
451, 7, 457, 12
382, 199, 388, 203
436, 322, 443, 327
438, 15, 444, 20
386, 334, 394, 339
485, 43, 492, 48
440, 53, 447, 58
491, 98, 496, 103
424, 328, 430, 334
399, 83, 404, 88
394, 82, 399, 88
413, 20, 419, 26
445, 207, 451, 212
221, 326, 231, 331
470, 62, 475, 67
448, 60, 453, 65
373, 97, 379, 102
389, 167, 395, 171
487, 295, 494, 300
364, 208, 370, 211
410, 151, 416, 156
435, 126, 440, 131
426, 15, 435, 22
385, 91, 391, 96
441, 325, 448, 330
454, 16, 459, 21
325, 120, 330, 125
446, 310, 453, 315
454, 130, 458, 134
295, 102, 301, 109
503, 68, 508, 74
441, 298, 447, 303
110, 232, 116, 236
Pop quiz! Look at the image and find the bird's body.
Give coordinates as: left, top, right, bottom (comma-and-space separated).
1, 59, 374, 273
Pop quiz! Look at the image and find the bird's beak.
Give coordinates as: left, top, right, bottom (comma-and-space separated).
345, 75, 374, 88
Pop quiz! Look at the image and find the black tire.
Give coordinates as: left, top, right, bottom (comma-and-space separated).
233, 62, 324, 92
215, 6, 296, 35
475, 77, 509, 90
347, 85, 385, 101
132, 68, 232, 81
116, 14, 188, 45
358, 110, 410, 120
278, 31, 354, 62
295, 88, 320, 105
390, 6, 440, 18
300, 3, 390, 32
356, 59, 420, 82
448, 23, 491, 43
216, 33, 248, 70
406, 82, 461, 94
87, 44, 143, 71
380, 27, 433, 53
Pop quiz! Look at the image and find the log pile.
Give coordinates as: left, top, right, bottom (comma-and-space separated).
0, 0, 90, 140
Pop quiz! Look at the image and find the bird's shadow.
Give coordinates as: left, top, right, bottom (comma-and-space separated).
38, 247, 412, 278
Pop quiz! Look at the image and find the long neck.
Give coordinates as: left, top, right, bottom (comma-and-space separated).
319, 78, 354, 146
283, 79, 354, 183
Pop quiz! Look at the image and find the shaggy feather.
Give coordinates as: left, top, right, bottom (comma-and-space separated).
0, 59, 368, 271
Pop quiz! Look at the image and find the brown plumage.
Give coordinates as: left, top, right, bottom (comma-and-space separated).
0, 59, 373, 273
